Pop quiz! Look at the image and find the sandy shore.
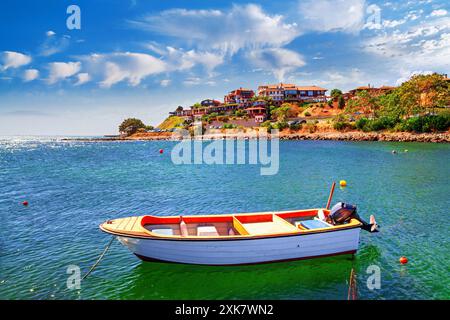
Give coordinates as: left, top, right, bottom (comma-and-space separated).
64, 131, 450, 143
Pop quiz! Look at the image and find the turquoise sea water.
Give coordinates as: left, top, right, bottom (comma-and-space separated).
0, 136, 449, 300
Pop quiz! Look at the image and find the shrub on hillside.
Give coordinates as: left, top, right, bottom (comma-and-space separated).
356, 118, 368, 130
355, 116, 399, 132
273, 121, 288, 130
217, 115, 229, 122
306, 123, 317, 133
403, 114, 450, 132
333, 121, 348, 131
234, 109, 245, 117
290, 123, 302, 130
223, 123, 236, 129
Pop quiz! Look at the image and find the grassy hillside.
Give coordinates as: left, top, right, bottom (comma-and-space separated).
157, 116, 184, 130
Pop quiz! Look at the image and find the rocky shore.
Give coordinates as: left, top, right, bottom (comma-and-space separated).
63, 130, 450, 143
278, 131, 450, 143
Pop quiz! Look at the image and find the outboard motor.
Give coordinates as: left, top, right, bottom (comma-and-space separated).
328, 202, 379, 233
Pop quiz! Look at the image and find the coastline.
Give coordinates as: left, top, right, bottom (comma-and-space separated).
63, 130, 450, 143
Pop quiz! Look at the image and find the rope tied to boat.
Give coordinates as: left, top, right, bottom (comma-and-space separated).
82, 236, 115, 280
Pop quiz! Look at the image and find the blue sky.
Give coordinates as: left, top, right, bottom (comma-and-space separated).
0, 0, 449, 135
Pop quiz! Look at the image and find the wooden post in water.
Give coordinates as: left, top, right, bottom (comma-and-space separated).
347, 267, 358, 300
326, 182, 336, 210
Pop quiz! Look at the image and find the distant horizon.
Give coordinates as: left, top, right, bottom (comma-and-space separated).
1, 0, 449, 135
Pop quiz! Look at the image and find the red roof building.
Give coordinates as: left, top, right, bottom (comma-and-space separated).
224, 87, 255, 106
258, 83, 327, 104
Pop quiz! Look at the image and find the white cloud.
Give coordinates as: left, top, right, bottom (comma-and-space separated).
81, 52, 167, 88
298, 0, 366, 33
382, 19, 406, 28
363, 17, 450, 69
395, 70, 434, 85
160, 79, 170, 87
406, 11, 421, 21
47, 62, 81, 84
298, 68, 370, 91
183, 77, 201, 86
247, 48, 305, 81
39, 34, 70, 56
23, 69, 39, 82
130, 4, 308, 79
183, 77, 216, 86
75, 73, 90, 86
46, 30, 56, 37
131, 4, 300, 56
165, 47, 224, 74
78, 49, 226, 88
430, 9, 447, 17
0, 51, 31, 71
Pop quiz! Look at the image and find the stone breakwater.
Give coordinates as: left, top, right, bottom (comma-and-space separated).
279, 131, 450, 143
63, 131, 450, 143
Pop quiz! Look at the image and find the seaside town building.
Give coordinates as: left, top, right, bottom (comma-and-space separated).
223, 88, 255, 106
170, 83, 327, 122
257, 83, 328, 105
245, 106, 266, 123
442, 74, 450, 82
201, 99, 222, 107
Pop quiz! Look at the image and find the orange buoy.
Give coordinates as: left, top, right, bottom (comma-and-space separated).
399, 256, 408, 264
22, 201, 29, 206
159, 149, 164, 154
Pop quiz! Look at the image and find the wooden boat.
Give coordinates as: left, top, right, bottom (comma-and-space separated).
100, 208, 367, 265
100, 183, 377, 265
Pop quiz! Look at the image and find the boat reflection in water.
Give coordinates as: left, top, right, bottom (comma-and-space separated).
119, 254, 357, 299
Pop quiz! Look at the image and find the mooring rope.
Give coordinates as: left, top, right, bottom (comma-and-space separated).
347, 266, 358, 300
82, 236, 115, 280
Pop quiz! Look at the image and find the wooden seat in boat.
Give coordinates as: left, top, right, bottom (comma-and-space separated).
299, 218, 332, 230
237, 215, 299, 236
151, 228, 174, 236
197, 225, 219, 236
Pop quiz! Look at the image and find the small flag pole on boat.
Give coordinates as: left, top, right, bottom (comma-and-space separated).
326, 182, 336, 210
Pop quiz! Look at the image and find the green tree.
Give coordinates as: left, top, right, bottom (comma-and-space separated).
119, 118, 146, 135
338, 95, 346, 109
377, 92, 403, 119
350, 90, 379, 117
397, 73, 450, 116
330, 89, 343, 99
272, 105, 290, 122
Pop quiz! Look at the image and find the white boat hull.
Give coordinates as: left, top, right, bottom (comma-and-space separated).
116, 227, 360, 265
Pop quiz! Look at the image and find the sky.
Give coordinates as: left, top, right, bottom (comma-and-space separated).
0, 0, 449, 135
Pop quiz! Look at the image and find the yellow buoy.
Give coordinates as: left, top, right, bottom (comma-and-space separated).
340, 180, 347, 187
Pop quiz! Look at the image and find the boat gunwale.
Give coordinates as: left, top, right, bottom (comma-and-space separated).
99, 208, 363, 241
